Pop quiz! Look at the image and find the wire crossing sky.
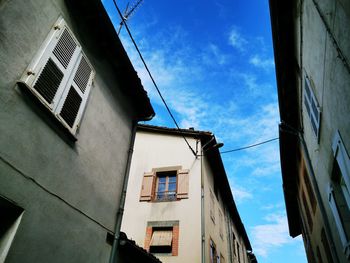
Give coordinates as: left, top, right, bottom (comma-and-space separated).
103, 0, 308, 262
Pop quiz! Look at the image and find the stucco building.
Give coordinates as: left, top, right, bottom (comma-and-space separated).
270, 0, 350, 262
0, 0, 158, 262
121, 124, 256, 263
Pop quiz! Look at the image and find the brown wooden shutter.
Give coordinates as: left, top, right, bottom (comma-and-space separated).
177, 169, 189, 199
140, 172, 155, 201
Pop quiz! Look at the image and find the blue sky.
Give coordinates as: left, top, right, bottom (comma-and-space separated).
103, 0, 307, 262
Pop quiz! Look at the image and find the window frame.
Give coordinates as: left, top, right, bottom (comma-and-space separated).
155, 171, 177, 202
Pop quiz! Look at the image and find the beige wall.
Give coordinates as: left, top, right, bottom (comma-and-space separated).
202, 157, 249, 263
121, 131, 202, 263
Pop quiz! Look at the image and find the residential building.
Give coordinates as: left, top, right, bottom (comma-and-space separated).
270, 0, 350, 262
121, 124, 256, 263
0, 0, 158, 262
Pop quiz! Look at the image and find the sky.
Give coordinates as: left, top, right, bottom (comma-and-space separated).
103, 0, 308, 262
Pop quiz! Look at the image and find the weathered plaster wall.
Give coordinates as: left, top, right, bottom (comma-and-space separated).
300, 0, 350, 261
0, 0, 138, 262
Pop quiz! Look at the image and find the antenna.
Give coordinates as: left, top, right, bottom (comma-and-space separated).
117, 0, 144, 35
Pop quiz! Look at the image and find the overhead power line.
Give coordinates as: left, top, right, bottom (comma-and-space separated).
220, 137, 279, 154
112, 0, 197, 157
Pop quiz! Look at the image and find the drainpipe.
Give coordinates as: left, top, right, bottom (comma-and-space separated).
199, 136, 217, 263
109, 120, 138, 263
200, 141, 206, 263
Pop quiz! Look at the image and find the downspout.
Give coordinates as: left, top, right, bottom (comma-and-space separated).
199, 136, 215, 263
200, 141, 206, 263
109, 120, 138, 263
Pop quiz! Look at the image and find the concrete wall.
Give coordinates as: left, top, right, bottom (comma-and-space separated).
297, 0, 350, 261
0, 0, 138, 262
121, 131, 202, 263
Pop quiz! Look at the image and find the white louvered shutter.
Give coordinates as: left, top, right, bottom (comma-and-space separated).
19, 17, 94, 135
56, 54, 94, 134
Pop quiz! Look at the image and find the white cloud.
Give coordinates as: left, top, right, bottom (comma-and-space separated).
231, 185, 253, 203
228, 27, 247, 52
249, 55, 275, 70
261, 202, 285, 211
251, 213, 295, 257
207, 43, 228, 65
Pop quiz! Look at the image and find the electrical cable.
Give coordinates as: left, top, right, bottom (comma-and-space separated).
112, 0, 197, 157
220, 137, 279, 154
112, 0, 280, 157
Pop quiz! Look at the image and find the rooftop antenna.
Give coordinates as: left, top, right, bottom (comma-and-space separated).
117, 0, 144, 35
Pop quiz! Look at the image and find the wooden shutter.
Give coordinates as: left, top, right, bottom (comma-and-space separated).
140, 172, 155, 201
177, 169, 189, 199
150, 230, 173, 246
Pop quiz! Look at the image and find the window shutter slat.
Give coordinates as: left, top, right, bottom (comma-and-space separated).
59, 86, 82, 128
73, 56, 92, 93
177, 169, 189, 199
140, 172, 155, 201
53, 28, 77, 69
33, 58, 64, 104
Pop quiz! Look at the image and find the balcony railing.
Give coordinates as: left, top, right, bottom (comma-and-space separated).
155, 191, 177, 201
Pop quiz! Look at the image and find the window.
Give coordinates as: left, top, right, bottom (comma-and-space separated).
303, 75, 321, 140
140, 168, 189, 202
328, 131, 350, 258
149, 228, 173, 254
301, 187, 313, 232
219, 209, 223, 239
321, 228, 334, 263
0, 196, 24, 262
210, 239, 218, 263
303, 166, 317, 214
220, 253, 225, 263
19, 17, 94, 135
145, 221, 179, 256
155, 171, 177, 201
210, 190, 215, 223
232, 232, 236, 256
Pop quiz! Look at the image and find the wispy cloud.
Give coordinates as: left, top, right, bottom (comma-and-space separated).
249, 55, 275, 70
251, 212, 295, 257
260, 202, 285, 211
204, 43, 228, 65
228, 27, 247, 52
231, 185, 253, 203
